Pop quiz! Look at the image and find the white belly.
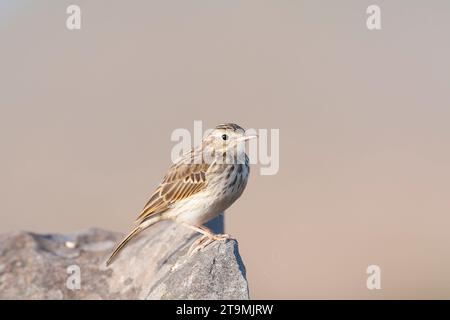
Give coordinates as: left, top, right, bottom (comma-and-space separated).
166, 189, 231, 225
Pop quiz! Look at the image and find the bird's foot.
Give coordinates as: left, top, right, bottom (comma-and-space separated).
187, 233, 233, 256
187, 235, 213, 256
211, 233, 232, 241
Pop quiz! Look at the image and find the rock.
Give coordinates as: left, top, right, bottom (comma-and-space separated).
0, 221, 249, 299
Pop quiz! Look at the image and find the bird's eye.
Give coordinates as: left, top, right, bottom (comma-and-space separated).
221, 134, 228, 141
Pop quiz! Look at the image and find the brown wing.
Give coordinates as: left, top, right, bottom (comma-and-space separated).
135, 162, 208, 223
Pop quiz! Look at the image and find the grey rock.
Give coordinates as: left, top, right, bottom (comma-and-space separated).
0, 221, 249, 299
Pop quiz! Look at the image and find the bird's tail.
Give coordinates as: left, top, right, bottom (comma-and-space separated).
106, 215, 161, 266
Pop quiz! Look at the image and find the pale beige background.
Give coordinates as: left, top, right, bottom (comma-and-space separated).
1, 0, 450, 299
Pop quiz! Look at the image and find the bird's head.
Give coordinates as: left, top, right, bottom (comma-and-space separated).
202, 123, 257, 164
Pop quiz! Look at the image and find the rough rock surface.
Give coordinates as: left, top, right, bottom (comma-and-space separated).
0, 221, 249, 299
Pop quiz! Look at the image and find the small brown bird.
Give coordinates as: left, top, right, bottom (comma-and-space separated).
106, 123, 256, 266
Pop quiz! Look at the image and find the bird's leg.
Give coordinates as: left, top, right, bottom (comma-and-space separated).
182, 223, 232, 240
182, 223, 232, 256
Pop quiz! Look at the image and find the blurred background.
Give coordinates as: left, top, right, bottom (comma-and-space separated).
1, 0, 450, 299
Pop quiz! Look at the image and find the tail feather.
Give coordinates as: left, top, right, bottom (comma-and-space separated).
106, 216, 161, 266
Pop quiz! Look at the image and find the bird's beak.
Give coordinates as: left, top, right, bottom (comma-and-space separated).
237, 135, 258, 142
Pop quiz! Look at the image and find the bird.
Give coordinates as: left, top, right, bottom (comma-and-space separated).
106, 123, 256, 266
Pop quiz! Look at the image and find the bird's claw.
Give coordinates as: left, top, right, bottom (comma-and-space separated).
187, 233, 233, 256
